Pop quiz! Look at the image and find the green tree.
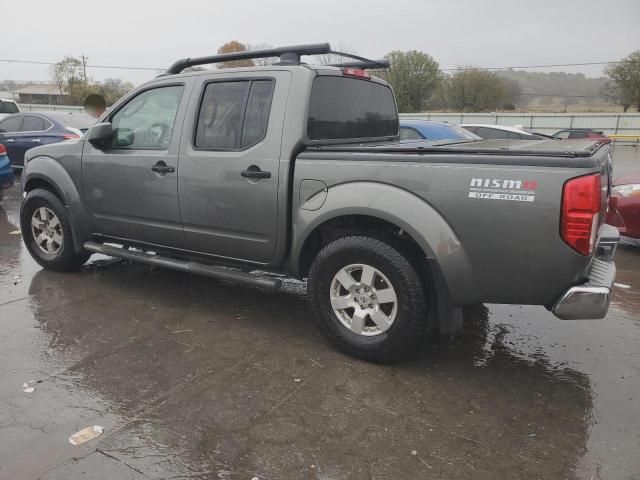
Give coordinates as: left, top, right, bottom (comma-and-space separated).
605, 51, 640, 112
380, 50, 440, 112
217, 41, 254, 69
49, 56, 87, 103
443, 68, 508, 112
98, 78, 134, 105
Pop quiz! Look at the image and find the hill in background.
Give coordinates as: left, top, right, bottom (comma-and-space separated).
497, 70, 618, 112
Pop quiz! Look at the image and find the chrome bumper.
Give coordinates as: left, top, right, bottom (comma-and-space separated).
552, 225, 619, 320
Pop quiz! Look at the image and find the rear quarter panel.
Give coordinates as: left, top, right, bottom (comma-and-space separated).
293, 148, 609, 306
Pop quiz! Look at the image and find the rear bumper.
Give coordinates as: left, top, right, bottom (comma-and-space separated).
552, 225, 619, 320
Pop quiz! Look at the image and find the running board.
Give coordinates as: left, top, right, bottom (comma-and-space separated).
83, 241, 282, 292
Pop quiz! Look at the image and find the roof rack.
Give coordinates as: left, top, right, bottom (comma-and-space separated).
165, 43, 389, 74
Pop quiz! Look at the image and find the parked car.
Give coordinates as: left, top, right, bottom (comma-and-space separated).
553, 128, 611, 143
399, 120, 481, 141
0, 99, 20, 120
461, 124, 548, 140
0, 143, 15, 202
0, 112, 95, 169
606, 171, 640, 240
19, 43, 618, 362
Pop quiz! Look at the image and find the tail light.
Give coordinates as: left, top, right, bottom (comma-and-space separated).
561, 173, 601, 255
343, 68, 370, 79
0, 144, 6, 155
62, 133, 80, 140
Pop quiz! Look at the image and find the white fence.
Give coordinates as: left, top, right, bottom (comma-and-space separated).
399, 112, 640, 137
17, 103, 85, 113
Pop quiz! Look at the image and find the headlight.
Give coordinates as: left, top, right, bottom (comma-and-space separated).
612, 184, 640, 198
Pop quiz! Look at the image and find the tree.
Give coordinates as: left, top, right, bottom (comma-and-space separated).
248, 43, 277, 66
442, 68, 508, 112
217, 41, 254, 68
605, 51, 640, 112
49, 56, 86, 102
98, 78, 134, 105
379, 51, 440, 113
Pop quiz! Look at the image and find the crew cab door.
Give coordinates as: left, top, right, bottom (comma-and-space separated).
178, 71, 290, 263
82, 83, 189, 248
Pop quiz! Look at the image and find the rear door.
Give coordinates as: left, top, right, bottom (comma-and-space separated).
14, 115, 56, 160
178, 71, 290, 263
82, 82, 190, 248
0, 115, 24, 167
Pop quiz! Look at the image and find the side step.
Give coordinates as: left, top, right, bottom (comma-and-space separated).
83, 241, 282, 292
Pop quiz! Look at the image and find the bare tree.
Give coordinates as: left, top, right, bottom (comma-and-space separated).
248, 43, 277, 66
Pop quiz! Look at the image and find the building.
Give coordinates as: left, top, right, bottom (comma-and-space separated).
15, 84, 69, 105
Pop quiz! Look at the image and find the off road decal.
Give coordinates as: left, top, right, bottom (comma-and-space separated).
468, 178, 537, 202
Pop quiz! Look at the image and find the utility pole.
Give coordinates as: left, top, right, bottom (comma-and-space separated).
81, 55, 88, 86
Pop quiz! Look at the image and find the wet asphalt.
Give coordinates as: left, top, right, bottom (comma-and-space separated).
1, 148, 639, 480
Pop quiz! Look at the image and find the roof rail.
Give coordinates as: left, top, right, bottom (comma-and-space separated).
165, 43, 389, 74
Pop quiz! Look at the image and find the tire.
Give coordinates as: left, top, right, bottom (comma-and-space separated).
20, 188, 90, 271
308, 235, 431, 362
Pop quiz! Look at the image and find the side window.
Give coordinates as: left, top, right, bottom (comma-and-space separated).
0, 116, 23, 133
194, 79, 274, 150
241, 80, 274, 148
478, 127, 506, 139
109, 85, 184, 150
399, 127, 424, 140
568, 131, 587, 139
21, 116, 46, 132
554, 130, 570, 139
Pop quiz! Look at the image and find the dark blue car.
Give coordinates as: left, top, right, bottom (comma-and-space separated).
0, 143, 14, 202
0, 112, 95, 169
399, 119, 481, 142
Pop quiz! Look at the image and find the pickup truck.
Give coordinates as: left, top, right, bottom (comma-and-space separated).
19, 44, 619, 362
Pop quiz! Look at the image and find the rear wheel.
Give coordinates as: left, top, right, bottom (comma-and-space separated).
308, 236, 431, 362
20, 189, 90, 271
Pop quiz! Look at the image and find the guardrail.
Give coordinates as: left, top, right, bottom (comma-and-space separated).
399, 112, 640, 138
17, 103, 85, 113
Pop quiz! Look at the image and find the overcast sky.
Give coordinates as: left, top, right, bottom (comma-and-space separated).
1, 0, 638, 85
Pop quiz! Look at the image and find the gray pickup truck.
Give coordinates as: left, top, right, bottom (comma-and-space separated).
19, 44, 619, 362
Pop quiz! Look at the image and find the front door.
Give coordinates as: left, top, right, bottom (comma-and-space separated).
178, 72, 290, 263
82, 83, 188, 248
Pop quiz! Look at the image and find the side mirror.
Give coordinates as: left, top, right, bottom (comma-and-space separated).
87, 123, 114, 149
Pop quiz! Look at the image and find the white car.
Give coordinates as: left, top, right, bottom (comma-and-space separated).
0, 99, 20, 120
460, 123, 548, 140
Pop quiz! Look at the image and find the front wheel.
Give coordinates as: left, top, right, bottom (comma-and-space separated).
308, 236, 431, 362
20, 189, 90, 271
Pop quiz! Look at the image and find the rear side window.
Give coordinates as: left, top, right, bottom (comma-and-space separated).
399, 127, 424, 140
195, 79, 274, 150
569, 131, 588, 139
0, 116, 22, 133
307, 76, 398, 141
0, 102, 18, 114
477, 127, 520, 140
21, 116, 47, 131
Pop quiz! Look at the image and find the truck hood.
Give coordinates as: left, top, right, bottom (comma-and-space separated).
24, 138, 84, 163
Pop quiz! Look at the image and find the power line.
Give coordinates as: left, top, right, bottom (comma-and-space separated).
0, 58, 632, 73
0, 58, 161, 71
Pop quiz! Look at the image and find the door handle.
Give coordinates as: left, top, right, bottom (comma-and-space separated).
241, 166, 271, 179
150, 161, 175, 174
5, 139, 14, 143
31, 139, 41, 143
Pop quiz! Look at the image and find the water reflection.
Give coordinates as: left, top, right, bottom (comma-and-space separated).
28, 262, 593, 479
